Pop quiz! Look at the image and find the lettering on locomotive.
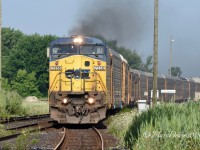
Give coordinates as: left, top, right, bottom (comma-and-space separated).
50, 66, 62, 71
94, 66, 105, 71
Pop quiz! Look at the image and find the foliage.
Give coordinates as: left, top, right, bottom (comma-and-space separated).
124, 102, 200, 149
2, 27, 23, 56
170, 66, 182, 77
15, 133, 29, 150
140, 56, 153, 72
11, 69, 41, 97
1, 77, 11, 91
0, 90, 25, 117
2, 143, 11, 150
2, 28, 57, 97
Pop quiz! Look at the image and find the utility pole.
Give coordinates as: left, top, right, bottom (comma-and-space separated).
152, 0, 159, 107
0, 0, 2, 91
169, 36, 174, 76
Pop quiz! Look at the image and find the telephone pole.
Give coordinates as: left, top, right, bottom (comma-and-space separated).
152, 0, 159, 107
0, 0, 2, 91
169, 36, 174, 76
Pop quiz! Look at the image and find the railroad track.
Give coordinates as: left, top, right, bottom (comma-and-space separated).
0, 121, 55, 143
0, 114, 54, 131
0, 114, 56, 144
54, 127, 104, 150
0, 114, 50, 124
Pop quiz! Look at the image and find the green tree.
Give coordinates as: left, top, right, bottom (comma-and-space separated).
2, 28, 24, 79
140, 56, 153, 72
2, 27, 24, 56
2, 78, 11, 91
170, 66, 182, 77
11, 69, 41, 97
4, 34, 57, 96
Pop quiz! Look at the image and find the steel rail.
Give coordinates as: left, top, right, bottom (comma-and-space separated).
54, 127, 66, 150
0, 114, 50, 124
92, 127, 104, 150
5, 118, 54, 130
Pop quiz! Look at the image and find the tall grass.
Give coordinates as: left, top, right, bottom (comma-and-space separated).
22, 100, 49, 115
106, 108, 138, 146
125, 102, 200, 149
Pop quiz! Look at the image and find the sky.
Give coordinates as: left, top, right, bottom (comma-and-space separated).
2, 0, 200, 77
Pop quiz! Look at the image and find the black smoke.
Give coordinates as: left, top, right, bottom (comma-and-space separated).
69, 0, 152, 48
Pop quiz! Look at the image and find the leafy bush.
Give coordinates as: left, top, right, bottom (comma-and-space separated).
0, 90, 26, 117
124, 102, 200, 149
11, 69, 41, 97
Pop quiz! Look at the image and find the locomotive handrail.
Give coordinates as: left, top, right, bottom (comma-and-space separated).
49, 72, 61, 92
48, 72, 62, 97
94, 72, 107, 94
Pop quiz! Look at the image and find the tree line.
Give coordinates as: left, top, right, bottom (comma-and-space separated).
2, 28, 154, 97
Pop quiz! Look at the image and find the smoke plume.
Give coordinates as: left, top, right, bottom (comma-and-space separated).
69, 0, 152, 49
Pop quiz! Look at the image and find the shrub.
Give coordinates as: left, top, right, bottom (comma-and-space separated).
0, 90, 26, 117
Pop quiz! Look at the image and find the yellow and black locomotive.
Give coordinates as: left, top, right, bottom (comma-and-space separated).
48, 36, 126, 124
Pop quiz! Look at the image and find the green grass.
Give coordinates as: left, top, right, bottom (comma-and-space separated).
22, 100, 49, 115
0, 124, 13, 138
0, 90, 49, 117
106, 108, 138, 146
106, 102, 200, 149
22, 101, 49, 115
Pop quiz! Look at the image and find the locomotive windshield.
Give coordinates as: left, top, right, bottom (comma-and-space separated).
80, 45, 104, 55
51, 44, 105, 60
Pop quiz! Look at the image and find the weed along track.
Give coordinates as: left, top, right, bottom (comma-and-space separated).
55, 127, 104, 150
0, 127, 64, 149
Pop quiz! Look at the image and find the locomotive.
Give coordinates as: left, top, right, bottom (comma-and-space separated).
47, 35, 200, 124
48, 36, 109, 124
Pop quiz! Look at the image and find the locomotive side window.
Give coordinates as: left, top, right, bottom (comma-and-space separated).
51, 45, 78, 60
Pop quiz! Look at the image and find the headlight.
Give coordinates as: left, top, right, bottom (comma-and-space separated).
62, 98, 68, 104
87, 97, 95, 104
73, 37, 83, 44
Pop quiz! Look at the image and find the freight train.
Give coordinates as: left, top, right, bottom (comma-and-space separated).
47, 36, 200, 124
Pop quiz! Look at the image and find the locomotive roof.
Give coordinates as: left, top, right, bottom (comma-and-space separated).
50, 36, 104, 46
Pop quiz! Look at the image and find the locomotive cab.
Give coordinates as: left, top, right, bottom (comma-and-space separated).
48, 36, 107, 124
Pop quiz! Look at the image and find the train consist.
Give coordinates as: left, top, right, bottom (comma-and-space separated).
48, 36, 200, 124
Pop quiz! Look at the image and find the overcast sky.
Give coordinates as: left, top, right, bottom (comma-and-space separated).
3, 0, 200, 77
